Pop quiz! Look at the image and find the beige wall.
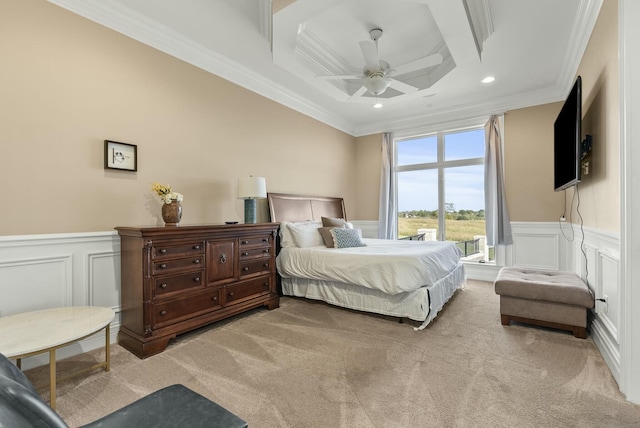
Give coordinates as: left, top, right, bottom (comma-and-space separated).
504, 103, 566, 222
572, 0, 619, 232
354, 133, 383, 220
1, 0, 357, 236
503, 0, 618, 231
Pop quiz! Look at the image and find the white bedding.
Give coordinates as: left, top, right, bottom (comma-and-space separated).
276, 238, 463, 295
281, 263, 465, 329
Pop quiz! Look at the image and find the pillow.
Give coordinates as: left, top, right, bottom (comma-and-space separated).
330, 228, 366, 248
321, 217, 353, 229
318, 226, 345, 247
279, 221, 321, 248
288, 222, 324, 248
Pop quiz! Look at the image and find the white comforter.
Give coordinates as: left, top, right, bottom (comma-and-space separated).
276, 238, 463, 295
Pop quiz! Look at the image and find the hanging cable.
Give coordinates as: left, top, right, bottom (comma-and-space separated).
576, 184, 589, 287
559, 189, 575, 242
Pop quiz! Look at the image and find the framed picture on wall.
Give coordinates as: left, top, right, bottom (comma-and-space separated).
104, 140, 137, 171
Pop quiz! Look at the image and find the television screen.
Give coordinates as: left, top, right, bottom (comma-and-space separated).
553, 76, 582, 191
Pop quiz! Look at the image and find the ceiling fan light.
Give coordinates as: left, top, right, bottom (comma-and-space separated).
363, 75, 391, 95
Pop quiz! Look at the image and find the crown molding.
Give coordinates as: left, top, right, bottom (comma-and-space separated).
557, 0, 604, 90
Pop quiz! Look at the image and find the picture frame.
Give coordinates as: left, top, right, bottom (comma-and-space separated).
104, 140, 137, 171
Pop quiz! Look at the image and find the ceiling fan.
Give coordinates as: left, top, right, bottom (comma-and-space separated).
318, 28, 443, 98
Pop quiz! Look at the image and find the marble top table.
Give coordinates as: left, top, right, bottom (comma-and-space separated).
0, 306, 114, 409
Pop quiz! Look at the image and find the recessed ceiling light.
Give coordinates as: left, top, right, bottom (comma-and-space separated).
481, 76, 496, 84
373, 102, 383, 109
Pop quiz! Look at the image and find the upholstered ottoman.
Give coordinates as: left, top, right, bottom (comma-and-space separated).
494, 267, 595, 338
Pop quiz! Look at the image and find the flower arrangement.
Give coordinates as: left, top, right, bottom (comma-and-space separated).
152, 182, 184, 204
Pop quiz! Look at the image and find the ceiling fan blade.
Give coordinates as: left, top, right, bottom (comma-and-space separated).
389, 79, 420, 94
316, 74, 362, 80
393, 53, 443, 76
348, 85, 369, 100
359, 40, 380, 70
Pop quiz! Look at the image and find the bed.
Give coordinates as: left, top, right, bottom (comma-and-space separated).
268, 193, 466, 330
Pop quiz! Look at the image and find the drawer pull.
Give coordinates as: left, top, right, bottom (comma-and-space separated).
229, 292, 234, 297
160, 283, 167, 289
242, 240, 249, 245
159, 263, 167, 269
242, 252, 249, 256
263, 282, 269, 288
243, 267, 249, 272
194, 277, 200, 282
193, 244, 201, 250
220, 254, 227, 264
212, 296, 218, 301
159, 249, 167, 254
262, 238, 269, 242
194, 259, 201, 264
263, 263, 269, 268
263, 249, 270, 254
160, 310, 167, 316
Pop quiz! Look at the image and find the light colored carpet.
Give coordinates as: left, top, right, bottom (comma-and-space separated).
26, 280, 640, 427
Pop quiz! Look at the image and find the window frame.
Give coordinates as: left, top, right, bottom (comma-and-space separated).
395, 128, 485, 241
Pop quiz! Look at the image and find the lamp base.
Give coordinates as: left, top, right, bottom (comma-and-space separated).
244, 199, 257, 224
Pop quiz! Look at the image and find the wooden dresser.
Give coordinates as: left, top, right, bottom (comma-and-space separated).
115, 223, 279, 358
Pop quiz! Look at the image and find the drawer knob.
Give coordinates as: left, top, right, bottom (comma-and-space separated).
263, 282, 269, 288
243, 267, 249, 272
263, 249, 270, 254
242, 240, 249, 244
159, 249, 167, 254
242, 252, 249, 256
193, 245, 201, 250
212, 296, 218, 301
160, 310, 167, 316
159, 263, 167, 269
220, 254, 227, 264
229, 292, 234, 297
194, 277, 200, 282
263, 263, 269, 268
262, 238, 269, 242
194, 259, 201, 264
160, 283, 167, 289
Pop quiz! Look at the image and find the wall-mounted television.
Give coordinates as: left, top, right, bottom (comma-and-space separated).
553, 76, 583, 191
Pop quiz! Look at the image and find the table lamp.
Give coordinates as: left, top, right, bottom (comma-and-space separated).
237, 176, 266, 224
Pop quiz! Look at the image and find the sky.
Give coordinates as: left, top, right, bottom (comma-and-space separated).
397, 128, 486, 212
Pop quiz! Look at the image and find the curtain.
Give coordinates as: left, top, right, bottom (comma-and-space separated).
378, 132, 397, 239
484, 114, 513, 245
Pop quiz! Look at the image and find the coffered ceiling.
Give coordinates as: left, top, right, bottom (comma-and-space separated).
48, 0, 602, 136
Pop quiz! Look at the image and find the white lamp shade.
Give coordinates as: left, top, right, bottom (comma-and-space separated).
237, 176, 267, 199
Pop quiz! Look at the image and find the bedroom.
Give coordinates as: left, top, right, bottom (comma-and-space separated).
1, 0, 640, 424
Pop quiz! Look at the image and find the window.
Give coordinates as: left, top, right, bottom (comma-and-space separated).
396, 127, 494, 262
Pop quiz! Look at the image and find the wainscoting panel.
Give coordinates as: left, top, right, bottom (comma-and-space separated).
0, 255, 72, 315
0, 232, 122, 369
509, 222, 568, 271
572, 226, 621, 383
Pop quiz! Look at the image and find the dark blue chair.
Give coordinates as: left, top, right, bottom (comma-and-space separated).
0, 353, 248, 428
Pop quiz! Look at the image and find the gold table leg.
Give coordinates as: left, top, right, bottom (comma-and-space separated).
49, 349, 57, 410
105, 324, 110, 372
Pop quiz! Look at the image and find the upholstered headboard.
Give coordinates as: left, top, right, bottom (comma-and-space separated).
267, 193, 346, 223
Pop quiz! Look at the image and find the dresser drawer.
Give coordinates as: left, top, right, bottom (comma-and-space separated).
239, 246, 271, 259
154, 271, 204, 298
240, 259, 271, 278
152, 241, 204, 260
239, 235, 272, 247
224, 276, 271, 305
153, 288, 221, 328
153, 256, 203, 275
